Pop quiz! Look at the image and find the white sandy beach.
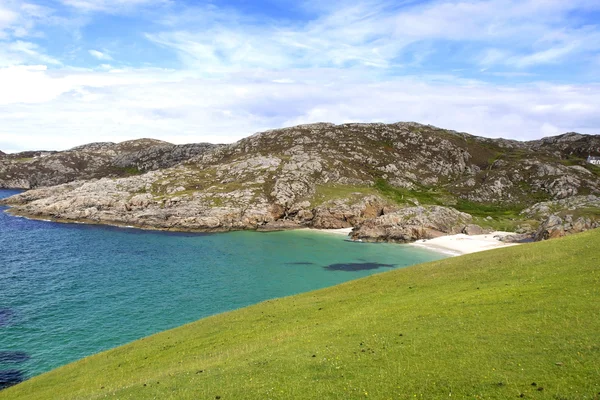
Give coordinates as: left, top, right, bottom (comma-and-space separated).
409, 232, 518, 256
310, 227, 519, 256
311, 227, 354, 236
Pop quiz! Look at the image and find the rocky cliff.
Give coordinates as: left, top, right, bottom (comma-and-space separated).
1, 122, 599, 241
527, 132, 600, 160
0, 140, 219, 189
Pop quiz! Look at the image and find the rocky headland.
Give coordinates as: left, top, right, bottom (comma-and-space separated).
0, 139, 219, 189
1, 122, 599, 243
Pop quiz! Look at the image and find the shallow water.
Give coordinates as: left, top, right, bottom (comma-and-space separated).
0, 188, 446, 383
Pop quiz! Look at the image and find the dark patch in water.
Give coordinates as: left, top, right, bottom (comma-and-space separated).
0, 309, 15, 328
286, 262, 315, 265
324, 262, 395, 271
0, 370, 24, 390
0, 352, 30, 364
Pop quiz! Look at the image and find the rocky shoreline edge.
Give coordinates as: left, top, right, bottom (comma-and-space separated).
3, 206, 519, 256
2, 187, 599, 249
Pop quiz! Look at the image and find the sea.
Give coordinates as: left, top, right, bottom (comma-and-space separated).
0, 188, 446, 387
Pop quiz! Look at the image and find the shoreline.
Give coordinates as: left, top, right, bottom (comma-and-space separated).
303, 227, 520, 256
409, 231, 518, 255
308, 227, 354, 236
3, 207, 519, 256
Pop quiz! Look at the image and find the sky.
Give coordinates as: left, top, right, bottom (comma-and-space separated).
0, 0, 599, 152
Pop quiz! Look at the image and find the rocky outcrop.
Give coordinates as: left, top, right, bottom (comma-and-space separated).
112, 143, 218, 172
534, 214, 599, 241
311, 196, 387, 229
1, 122, 599, 239
461, 224, 492, 235
350, 206, 473, 243
527, 132, 600, 160
1, 176, 390, 232
520, 195, 600, 219
519, 195, 600, 241
0, 140, 219, 189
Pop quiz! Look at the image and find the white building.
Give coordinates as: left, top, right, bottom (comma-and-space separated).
587, 156, 600, 165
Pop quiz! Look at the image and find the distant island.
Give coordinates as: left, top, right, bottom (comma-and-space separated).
1, 122, 599, 243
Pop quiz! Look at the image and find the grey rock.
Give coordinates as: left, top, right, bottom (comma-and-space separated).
462, 224, 491, 235
0, 139, 220, 189
351, 206, 472, 243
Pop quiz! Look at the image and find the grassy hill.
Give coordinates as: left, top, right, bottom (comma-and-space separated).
2, 230, 599, 400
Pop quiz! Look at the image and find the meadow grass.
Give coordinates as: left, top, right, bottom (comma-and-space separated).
2, 230, 599, 399
310, 184, 379, 206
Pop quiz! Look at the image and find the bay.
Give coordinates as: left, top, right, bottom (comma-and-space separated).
0, 188, 445, 383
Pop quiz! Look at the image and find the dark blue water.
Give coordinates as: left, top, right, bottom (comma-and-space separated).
0, 189, 445, 384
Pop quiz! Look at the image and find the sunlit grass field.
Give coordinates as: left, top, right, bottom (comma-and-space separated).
2, 229, 599, 399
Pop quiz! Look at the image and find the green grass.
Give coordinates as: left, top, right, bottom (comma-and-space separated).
453, 200, 530, 231
309, 184, 379, 206
374, 178, 444, 206
10, 157, 35, 163
2, 230, 600, 399
453, 199, 522, 220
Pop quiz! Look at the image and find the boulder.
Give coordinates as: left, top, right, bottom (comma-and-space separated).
534, 214, 599, 241
351, 206, 472, 243
461, 224, 490, 235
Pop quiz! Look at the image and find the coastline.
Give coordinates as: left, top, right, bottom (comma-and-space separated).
4, 206, 519, 256
305, 227, 520, 256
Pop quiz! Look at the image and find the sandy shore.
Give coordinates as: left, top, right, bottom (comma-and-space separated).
308, 228, 519, 256
310, 227, 354, 236
409, 231, 518, 256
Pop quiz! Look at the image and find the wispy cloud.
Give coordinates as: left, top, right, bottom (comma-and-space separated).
88, 49, 112, 60
59, 0, 169, 13
0, 65, 598, 152
0, 41, 62, 66
144, 0, 600, 76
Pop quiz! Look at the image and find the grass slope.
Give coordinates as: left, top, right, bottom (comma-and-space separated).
3, 231, 600, 400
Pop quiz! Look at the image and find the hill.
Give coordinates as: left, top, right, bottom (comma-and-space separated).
2, 122, 599, 241
1, 228, 599, 399
0, 139, 219, 189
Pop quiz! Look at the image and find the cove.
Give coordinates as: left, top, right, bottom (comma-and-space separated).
0, 189, 446, 385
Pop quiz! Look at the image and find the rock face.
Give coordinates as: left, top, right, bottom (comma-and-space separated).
520, 195, 600, 241
534, 214, 599, 241
520, 195, 600, 219
350, 206, 473, 242
1, 122, 599, 240
0, 139, 219, 189
527, 132, 600, 159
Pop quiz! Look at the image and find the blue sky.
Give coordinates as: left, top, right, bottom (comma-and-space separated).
0, 0, 599, 151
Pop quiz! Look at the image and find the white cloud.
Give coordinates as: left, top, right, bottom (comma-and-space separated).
88, 49, 113, 60
0, 1, 60, 40
60, 0, 170, 13
0, 65, 598, 152
0, 7, 19, 34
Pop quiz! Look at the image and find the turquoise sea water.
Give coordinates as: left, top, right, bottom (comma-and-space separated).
0, 189, 446, 386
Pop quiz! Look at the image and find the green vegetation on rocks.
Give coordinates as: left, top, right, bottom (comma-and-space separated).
2, 229, 599, 399
1, 122, 599, 240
